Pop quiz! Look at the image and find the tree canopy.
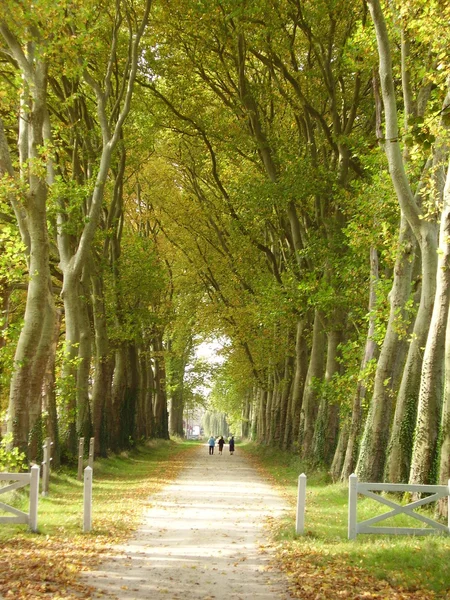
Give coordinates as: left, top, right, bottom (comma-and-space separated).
1, 0, 450, 515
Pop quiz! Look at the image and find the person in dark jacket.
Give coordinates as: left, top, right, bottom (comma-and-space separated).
229, 436, 235, 455
218, 436, 225, 455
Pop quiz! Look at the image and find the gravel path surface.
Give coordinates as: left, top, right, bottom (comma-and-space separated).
84, 443, 294, 600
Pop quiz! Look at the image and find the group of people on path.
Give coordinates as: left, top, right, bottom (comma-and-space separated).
208, 435, 235, 456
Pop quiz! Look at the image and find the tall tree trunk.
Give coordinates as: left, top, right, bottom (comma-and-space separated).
265, 372, 274, 444
289, 317, 309, 447
241, 391, 252, 439
91, 272, 112, 457
0, 56, 56, 457
438, 303, 450, 517
169, 383, 185, 437
331, 423, 350, 482
146, 354, 156, 438
0, 34, 55, 457
356, 215, 416, 481
257, 387, 267, 443
410, 165, 450, 484
152, 332, 169, 439
385, 243, 435, 482
42, 308, 62, 468
299, 309, 326, 459
137, 348, 148, 439
312, 327, 342, 465
278, 334, 294, 449
76, 270, 92, 441
111, 344, 127, 451
120, 343, 139, 447
60, 276, 81, 454
340, 247, 379, 481
269, 375, 281, 446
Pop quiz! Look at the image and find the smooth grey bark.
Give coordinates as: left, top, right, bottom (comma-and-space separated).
91, 271, 112, 456
121, 343, 139, 447
257, 387, 267, 442
366, 0, 449, 483
41, 308, 62, 468
241, 391, 252, 439
167, 333, 192, 437
385, 242, 434, 482
59, 279, 82, 452
265, 372, 274, 444
268, 376, 280, 446
250, 387, 258, 440
278, 329, 294, 449
169, 383, 185, 437
312, 327, 342, 465
27, 295, 55, 461
152, 332, 169, 439
299, 309, 326, 459
111, 344, 127, 451
137, 348, 148, 439
356, 215, 416, 481
289, 317, 309, 447
56, 0, 152, 453
0, 30, 56, 456
340, 247, 379, 481
438, 302, 450, 517
331, 422, 349, 482
76, 271, 92, 440
410, 157, 450, 484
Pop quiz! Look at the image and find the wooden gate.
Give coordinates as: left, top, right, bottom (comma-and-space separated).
348, 474, 450, 539
0, 465, 40, 532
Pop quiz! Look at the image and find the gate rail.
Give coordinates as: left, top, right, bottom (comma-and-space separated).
0, 465, 40, 532
348, 474, 450, 539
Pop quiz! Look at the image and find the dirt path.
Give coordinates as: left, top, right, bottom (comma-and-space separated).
84, 443, 294, 600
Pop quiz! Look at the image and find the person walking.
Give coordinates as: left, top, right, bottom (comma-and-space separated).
208, 435, 216, 455
218, 436, 225, 455
229, 435, 235, 455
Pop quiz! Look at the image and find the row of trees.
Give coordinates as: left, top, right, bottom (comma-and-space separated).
202, 411, 230, 439
1, 0, 450, 517
139, 0, 450, 501
0, 0, 176, 465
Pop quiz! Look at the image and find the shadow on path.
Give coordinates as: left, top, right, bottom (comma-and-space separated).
84, 444, 294, 600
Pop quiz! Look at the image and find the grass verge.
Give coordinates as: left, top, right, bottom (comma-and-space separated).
0, 439, 199, 599
240, 443, 450, 600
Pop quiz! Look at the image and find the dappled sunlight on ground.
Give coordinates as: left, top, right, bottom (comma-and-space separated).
84, 445, 293, 600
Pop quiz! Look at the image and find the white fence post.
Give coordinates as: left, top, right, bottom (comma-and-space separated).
83, 466, 92, 533
88, 437, 94, 469
42, 437, 51, 496
348, 473, 358, 540
29, 465, 40, 532
77, 437, 85, 481
296, 473, 307, 535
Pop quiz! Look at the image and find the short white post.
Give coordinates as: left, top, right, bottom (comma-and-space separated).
29, 465, 40, 532
348, 473, 358, 540
83, 466, 93, 533
296, 473, 307, 535
42, 437, 50, 496
77, 437, 85, 481
88, 437, 94, 469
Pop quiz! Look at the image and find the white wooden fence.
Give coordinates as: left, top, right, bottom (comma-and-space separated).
348, 473, 450, 539
0, 465, 40, 532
